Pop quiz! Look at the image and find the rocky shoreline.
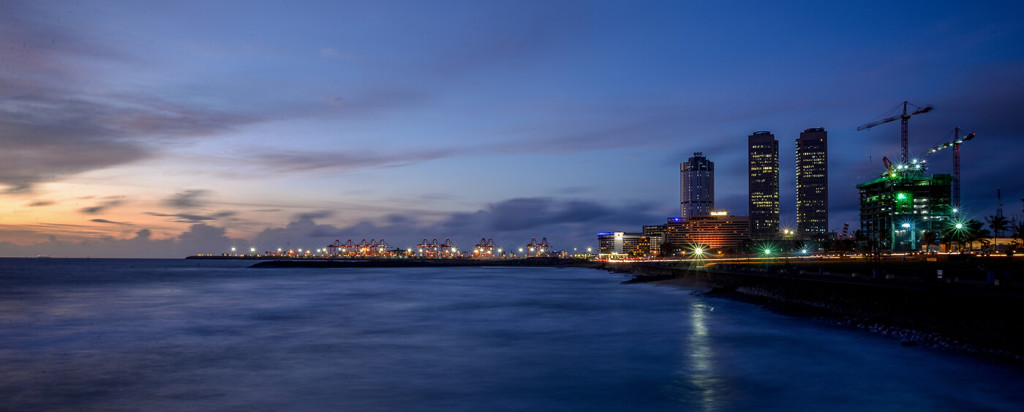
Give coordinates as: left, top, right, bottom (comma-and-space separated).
695, 285, 1024, 363
607, 262, 1024, 364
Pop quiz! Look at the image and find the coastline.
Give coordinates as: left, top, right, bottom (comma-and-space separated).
604, 261, 1024, 364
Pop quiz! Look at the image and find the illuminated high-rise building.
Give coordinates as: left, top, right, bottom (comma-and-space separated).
748, 131, 779, 238
680, 152, 714, 218
796, 128, 828, 239
857, 161, 952, 251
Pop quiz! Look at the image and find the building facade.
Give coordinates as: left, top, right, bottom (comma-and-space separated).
597, 232, 654, 257
681, 152, 714, 218
796, 128, 828, 239
856, 160, 953, 251
663, 213, 751, 251
748, 131, 779, 238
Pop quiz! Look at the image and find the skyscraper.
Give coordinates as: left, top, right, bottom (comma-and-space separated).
680, 152, 714, 218
748, 131, 779, 238
796, 128, 828, 239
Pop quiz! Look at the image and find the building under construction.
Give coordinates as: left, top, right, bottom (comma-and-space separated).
856, 159, 953, 251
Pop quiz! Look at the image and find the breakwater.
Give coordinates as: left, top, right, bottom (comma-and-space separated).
603, 260, 1024, 362
250, 257, 596, 269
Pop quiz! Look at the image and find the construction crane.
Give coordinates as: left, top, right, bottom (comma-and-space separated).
927, 127, 975, 210
858, 101, 934, 164
882, 156, 894, 174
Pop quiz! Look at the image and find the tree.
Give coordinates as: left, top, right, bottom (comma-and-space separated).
922, 230, 941, 252
986, 215, 1010, 250
659, 242, 678, 257
945, 219, 990, 252
1011, 221, 1024, 249
966, 219, 993, 251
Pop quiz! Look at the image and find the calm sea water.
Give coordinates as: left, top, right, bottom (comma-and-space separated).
1, 258, 1023, 411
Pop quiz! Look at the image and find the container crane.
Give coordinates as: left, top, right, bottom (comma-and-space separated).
858, 101, 934, 164
927, 127, 975, 210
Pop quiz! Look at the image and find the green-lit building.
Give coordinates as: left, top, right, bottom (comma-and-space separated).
856, 160, 953, 251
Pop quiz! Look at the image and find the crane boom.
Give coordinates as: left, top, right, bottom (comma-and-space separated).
856, 114, 901, 131
927, 127, 976, 209
858, 101, 934, 164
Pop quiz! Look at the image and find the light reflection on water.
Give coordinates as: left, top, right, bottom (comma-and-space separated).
688, 303, 719, 411
1, 259, 1023, 411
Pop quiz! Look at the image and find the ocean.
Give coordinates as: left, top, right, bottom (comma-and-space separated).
1, 258, 1023, 411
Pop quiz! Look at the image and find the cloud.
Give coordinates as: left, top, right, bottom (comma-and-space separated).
252, 149, 452, 173
145, 211, 237, 223
253, 197, 662, 252
0, 4, 257, 194
2, 196, 658, 257
293, 210, 335, 221
0, 223, 240, 258
162, 190, 211, 209
79, 200, 123, 215
27, 200, 54, 207
90, 218, 128, 225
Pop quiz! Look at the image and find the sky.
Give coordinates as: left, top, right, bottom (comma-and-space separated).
1, 0, 1022, 258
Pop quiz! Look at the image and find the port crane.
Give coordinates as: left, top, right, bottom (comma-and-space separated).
858, 101, 933, 164
926, 127, 976, 209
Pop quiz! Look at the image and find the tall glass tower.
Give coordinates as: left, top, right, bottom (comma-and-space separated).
796, 128, 828, 239
680, 152, 714, 218
748, 131, 779, 238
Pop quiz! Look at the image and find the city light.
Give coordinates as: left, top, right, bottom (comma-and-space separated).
694, 247, 704, 256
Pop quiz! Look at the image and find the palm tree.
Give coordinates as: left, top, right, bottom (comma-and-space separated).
1012, 221, 1024, 249
944, 221, 969, 252
986, 215, 1010, 251
922, 230, 941, 253
946, 219, 989, 252
966, 219, 993, 251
